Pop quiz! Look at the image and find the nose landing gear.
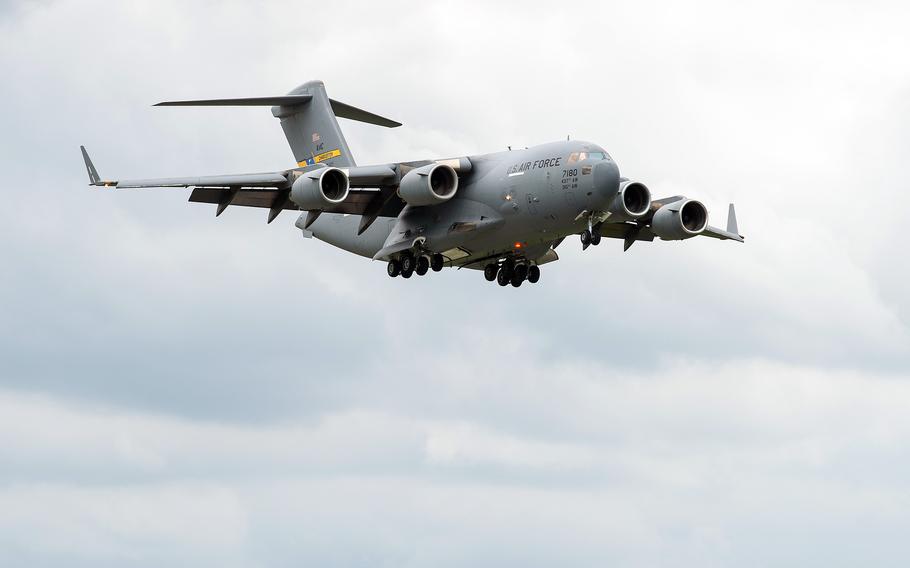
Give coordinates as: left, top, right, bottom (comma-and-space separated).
581, 227, 602, 249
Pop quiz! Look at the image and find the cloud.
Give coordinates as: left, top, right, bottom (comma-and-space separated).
2, 358, 910, 566
1, 0, 910, 565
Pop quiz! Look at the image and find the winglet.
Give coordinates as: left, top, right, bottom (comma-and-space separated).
80, 146, 117, 187
80, 146, 101, 185
701, 203, 744, 243
727, 203, 738, 235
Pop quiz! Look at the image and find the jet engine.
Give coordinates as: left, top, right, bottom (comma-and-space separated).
398, 163, 458, 206
606, 180, 651, 222
290, 167, 350, 210
651, 198, 708, 240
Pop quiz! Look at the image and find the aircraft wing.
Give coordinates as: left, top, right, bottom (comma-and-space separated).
81, 146, 291, 189
597, 197, 743, 251
114, 173, 290, 189
81, 146, 405, 224
700, 204, 744, 242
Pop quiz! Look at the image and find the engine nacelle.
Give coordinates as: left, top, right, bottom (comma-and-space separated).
398, 163, 458, 206
606, 180, 651, 222
290, 167, 350, 210
651, 198, 708, 240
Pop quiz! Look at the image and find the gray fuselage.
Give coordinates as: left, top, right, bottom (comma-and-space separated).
304, 140, 620, 268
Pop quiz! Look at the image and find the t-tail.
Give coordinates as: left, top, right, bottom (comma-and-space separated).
154, 79, 401, 168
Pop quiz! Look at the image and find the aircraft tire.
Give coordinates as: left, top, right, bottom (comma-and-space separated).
590, 230, 602, 246
415, 256, 430, 276
527, 265, 540, 284
510, 272, 524, 287
514, 264, 528, 282
400, 253, 414, 273
387, 260, 401, 277
580, 230, 592, 247
484, 264, 498, 281
496, 267, 510, 286
431, 254, 444, 272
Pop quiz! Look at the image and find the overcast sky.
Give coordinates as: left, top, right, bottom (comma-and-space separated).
1, 0, 909, 566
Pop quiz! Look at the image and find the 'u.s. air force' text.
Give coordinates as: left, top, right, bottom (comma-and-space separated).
506, 156, 562, 175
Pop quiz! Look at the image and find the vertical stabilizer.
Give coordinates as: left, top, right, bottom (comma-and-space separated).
272, 80, 356, 168
154, 80, 400, 169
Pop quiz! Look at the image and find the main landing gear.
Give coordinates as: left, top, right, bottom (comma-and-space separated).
485, 259, 541, 288
387, 252, 445, 279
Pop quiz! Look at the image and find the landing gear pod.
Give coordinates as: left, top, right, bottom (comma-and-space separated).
290, 167, 350, 210
398, 163, 458, 206
651, 199, 708, 240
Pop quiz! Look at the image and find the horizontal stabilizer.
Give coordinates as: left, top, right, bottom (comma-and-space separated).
155, 95, 313, 107
154, 94, 401, 127
330, 99, 401, 128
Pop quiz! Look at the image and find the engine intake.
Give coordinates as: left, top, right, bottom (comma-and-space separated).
398, 163, 458, 206
290, 167, 350, 210
606, 180, 651, 222
651, 199, 708, 240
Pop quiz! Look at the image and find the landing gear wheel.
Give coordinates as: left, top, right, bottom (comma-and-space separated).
496, 267, 511, 286
387, 260, 401, 277
415, 256, 430, 276
527, 265, 541, 284
400, 253, 414, 279
580, 230, 592, 247
430, 253, 444, 272
400, 253, 414, 272
590, 230, 602, 246
484, 264, 498, 282
514, 264, 528, 282
510, 271, 524, 287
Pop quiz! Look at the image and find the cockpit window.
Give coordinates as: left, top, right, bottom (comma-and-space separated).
567, 151, 607, 164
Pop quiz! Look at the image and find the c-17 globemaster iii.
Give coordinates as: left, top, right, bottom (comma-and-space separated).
81, 79, 743, 287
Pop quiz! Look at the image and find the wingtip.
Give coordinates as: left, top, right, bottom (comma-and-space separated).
80, 145, 101, 185
727, 203, 739, 235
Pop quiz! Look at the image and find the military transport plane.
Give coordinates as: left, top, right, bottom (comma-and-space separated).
81, 80, 743, 287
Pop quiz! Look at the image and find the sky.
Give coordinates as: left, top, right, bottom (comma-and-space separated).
1, 0, 909, 565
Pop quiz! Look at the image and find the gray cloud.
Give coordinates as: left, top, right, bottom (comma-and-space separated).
1, 0, 910, 565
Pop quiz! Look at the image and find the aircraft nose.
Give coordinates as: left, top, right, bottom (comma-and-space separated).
593, 159, 620, 200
